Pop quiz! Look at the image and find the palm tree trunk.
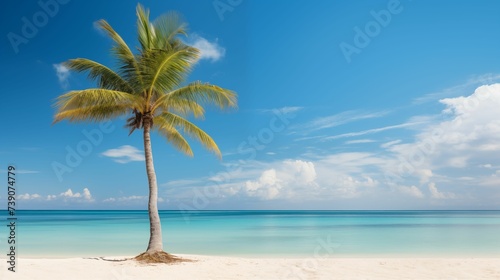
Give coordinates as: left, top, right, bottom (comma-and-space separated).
143, 118, 164, 253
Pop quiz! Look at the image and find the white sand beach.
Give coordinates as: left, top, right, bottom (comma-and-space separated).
3, 255, 500, 280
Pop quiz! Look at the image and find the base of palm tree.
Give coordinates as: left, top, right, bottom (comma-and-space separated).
134, 251, 193, 264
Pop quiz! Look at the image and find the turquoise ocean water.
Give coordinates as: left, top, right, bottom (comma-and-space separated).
1, 210, 500, 257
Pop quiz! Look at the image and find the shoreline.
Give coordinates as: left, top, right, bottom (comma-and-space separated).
15, 251, 500, 259
14, 255, 500, 260
3, 255, 500, 280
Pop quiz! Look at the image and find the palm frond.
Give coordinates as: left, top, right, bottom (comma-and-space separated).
136, 4, 154, 51
140, 47, 199, 99
166, 81, 237, 110
151, 94, 205, 118
156, 112, 221, 158
152, 12, 187, 50
65, 58, 133, 92
154, 116, 193, 156
55, 88, 139, 112
54, 104, 130, 124
95, 20, 143, 92
95, 20, 135, 65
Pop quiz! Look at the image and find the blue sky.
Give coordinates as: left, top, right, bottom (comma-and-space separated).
1, 0, 500, 210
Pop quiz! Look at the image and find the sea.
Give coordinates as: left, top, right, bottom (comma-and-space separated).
1, 210, 500, 258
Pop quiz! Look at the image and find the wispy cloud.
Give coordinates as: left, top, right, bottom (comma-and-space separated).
258, 106, 303, 114
53, 63, 70, 89
277, 106, 302, 114
323, 121, 424, 141
101, 145, 144, 163
345, 139, 376, 145
188, 34, 225, 62
296, 110, 390, 133
161, 179, 204, 188
380, 140, 402, 149
294, 135, 326, 142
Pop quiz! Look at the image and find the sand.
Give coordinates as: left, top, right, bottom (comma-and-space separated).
2, 255, 500, 279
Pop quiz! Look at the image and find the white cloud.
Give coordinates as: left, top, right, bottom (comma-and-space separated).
394, 84, 500, 170
416, 169, 433, 184
324, 174, 378, 198
18, 193, 41, 200
397, 185, 424, 198
245, 169, 281, 199
448, 157, 468, 168
284, 160, 317, 184
381, 84, 500, 196
53, 63, 70, 89
413, 73, 500, 104
60, 188, 94, 202
440, 84, 500, 116
428, 183, 455, 199
161, 159, 318, 202
61, 188, 80, 198
313, 154, 380, 198
280, 85, 499, 201
101, 145, 144, 163
189, 34, 225, 62
168, 156, 381, 202
244, 160, 317, 200
83, 188, 92, 200
17, 188, 94, 202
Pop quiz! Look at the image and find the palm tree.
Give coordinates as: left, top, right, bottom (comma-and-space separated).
53, 4, 237, 262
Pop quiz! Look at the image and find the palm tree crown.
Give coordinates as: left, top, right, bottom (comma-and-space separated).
54, 4, 237, 157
